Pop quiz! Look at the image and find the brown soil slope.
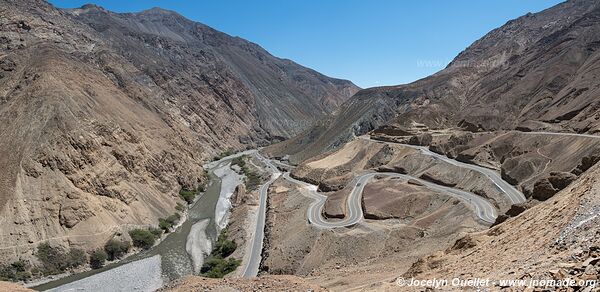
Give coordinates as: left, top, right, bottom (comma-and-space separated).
397, 162, 600, 290
162, 275, 325, 292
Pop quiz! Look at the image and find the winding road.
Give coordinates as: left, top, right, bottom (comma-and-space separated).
240, 143, 503, 277
240, 130, 600, 277
282, 172, 498, 227
360, 136, 526, 204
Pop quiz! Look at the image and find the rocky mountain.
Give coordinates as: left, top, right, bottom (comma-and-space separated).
0, 0, 357, 260
272, 0, 600, 161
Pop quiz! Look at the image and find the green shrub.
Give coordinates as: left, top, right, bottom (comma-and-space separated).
230, 155, 261, 191
0, 260, 31, 282
213, 149, 235, 161
197, 181, 207, 192
68, 248, 86, 267
175, 202, 185, 212
104, 239, 130, 261
129, 229, 156, 250
217, 240, 237, 258
158, 219, 171, 232
212, 230, 237, 258
158, 214, 180, 232
179, 189, 196, 204
89, 250, 107, 269
231, 156, 246, 168
167, 213, 181, 224
149, 227, 163, 238
200, 257, 241, 278
199, 229, 240, 278
245, 172, 261, 191
36, 243, 86, 276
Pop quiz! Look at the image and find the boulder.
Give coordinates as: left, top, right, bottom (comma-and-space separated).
491, 214, 509, 227
449, 235, 477, 251
505, 204, 527, 217
532, 178, 557, 201
547, 171, 577, 190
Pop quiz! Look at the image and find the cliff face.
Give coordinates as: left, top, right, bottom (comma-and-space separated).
0, 0, 358, 259
274, 0, 600, 160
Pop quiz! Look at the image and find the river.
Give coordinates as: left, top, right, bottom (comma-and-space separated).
33, 158, 242, 291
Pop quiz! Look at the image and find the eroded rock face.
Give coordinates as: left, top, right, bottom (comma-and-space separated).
429, 133, 473, 159
59, 200, 94, 228
505, 204, 527, 217
572, 155, 600, 175
457, 120, 485, 133
501, 157, 536, 186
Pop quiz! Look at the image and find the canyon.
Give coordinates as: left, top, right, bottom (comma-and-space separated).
0, 0, 357, 265
2, 0, 600, 291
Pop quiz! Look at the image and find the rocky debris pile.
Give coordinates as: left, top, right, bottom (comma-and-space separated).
546, 246, 600, 290
495, 171, 579, 226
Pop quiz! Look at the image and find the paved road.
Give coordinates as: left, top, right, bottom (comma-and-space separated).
236, 130, 600, 277
361, 136, 527, 204
241, 153, 280, 278
282, 172, 497, 227
520, 131, 600, 140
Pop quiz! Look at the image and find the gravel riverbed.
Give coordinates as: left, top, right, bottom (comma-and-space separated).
46, 255, 163, 292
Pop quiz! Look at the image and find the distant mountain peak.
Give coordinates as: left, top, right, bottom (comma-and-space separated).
137, 6, 181, 17
79, 3, 105, 12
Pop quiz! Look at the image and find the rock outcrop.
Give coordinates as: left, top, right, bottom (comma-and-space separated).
533, 171, 578, 201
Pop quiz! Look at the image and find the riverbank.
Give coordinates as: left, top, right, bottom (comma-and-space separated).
33, 162, 225, 290
30, 150, 263, 291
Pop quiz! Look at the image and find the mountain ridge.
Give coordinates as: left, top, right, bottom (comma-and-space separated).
271, 0, 600, 162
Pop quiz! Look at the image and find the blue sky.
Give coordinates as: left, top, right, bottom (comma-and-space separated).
50, 0, 563, 88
